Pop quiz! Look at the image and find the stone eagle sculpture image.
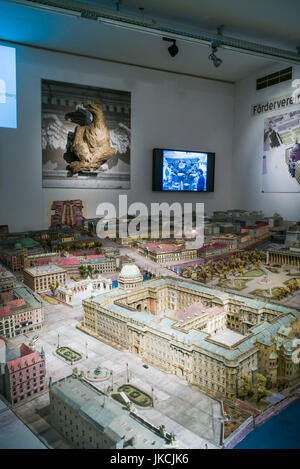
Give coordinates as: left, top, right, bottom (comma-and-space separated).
67, 101, 116, 173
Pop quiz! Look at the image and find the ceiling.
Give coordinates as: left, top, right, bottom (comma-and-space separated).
81, 0, 300, 48
1, 0, 299, 82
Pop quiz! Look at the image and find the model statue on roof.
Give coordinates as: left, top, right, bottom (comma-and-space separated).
66, 101, 116, 173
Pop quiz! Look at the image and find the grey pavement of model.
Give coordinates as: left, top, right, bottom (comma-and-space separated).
8, 298, 222, 449
0, 398, 47, 449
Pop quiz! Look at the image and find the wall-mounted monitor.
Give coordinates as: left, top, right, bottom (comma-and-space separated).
152, 148, 215, 192
0, 45, 17, 129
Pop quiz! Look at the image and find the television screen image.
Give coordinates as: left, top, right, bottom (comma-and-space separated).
152, 148, 215, 192
163, 150, 208, 191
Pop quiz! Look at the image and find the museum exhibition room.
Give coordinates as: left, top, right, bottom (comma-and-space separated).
0, 0, 300, 456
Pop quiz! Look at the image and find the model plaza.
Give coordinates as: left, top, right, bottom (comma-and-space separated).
1, 0, 300, 454
81, 264, 300, 400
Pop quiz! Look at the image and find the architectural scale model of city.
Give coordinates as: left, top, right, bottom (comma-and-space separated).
0, 207, 299, 449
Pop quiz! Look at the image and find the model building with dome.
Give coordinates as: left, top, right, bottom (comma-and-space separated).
118, 262, 143, 290
81, 266, 300, 400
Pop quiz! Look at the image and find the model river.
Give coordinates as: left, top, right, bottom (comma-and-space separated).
236, 399, 300, 449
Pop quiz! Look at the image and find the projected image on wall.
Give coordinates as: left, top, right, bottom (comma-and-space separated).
162, 150, 208, 191
0, 45, 16, 129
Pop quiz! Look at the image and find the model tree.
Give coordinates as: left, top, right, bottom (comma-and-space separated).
49, 280, 59, 297
277, 377, 288, 392
78, 265, 87, 278
87, 265, 94, 278
238, 373, 252, 399
254, 373, 268, 403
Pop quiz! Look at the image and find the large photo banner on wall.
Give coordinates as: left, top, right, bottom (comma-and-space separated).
42, 79, 131, 189
262, 108, 300, 192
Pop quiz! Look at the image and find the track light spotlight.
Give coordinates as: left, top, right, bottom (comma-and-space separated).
209, 52, 222, 67
163, 37, 179, 57
208, 40, 223, 67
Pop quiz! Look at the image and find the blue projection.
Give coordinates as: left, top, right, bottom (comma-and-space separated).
162, 150, 208, 191
0, 45, 17, 129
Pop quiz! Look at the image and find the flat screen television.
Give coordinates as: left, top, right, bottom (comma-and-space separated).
152, 148, 215, 192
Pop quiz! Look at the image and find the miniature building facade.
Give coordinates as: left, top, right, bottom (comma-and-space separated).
0, 238, 43, 272
57, 275, 112, 305
4, 344, 46, 404
0, 287, 43, 338
138, 241, 197, 264
49, 375, 178, 449
0, 264, 16, 292
23, 265, 67, 293
266, 244, 300, 266
118, 263, 143, 290
0, 337, 6, 364
58, 256, 116, 275
81, 276, 300, 400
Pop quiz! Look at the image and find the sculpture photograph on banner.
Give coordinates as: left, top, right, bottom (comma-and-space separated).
262, 108, 300, 193
42, 79, 131, 189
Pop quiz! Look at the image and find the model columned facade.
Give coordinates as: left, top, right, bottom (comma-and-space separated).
81, 272, 300, 400
138, 241, 197, 264
57, 275, 112, 305
266, 244, 300, 266
58, 256, 117, 275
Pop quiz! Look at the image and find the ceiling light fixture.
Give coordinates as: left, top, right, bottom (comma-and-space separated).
163, 37, 179, 57
208, 40, 222, 67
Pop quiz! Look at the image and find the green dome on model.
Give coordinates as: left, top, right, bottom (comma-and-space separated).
14, 238, 39, 249
20, 237, 39, 247
119, 263, 142, 279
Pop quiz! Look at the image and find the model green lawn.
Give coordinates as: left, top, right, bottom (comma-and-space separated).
218, 278, 249, 291
118, 384, 153, 407
251, 278, 299, 300
265, 267, 279, 273
56, 346, 82, 362
238, 268, 265, 278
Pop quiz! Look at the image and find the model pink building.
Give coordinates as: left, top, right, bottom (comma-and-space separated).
4, 344, 46, 404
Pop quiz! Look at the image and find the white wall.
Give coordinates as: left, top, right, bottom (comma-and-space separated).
0, 44, 234, 232
232, 64, 300, 221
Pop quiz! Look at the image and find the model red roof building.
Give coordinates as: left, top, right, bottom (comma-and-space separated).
138, 241, 197, 264
0, 286, 44, 338
4, 344, 46, 405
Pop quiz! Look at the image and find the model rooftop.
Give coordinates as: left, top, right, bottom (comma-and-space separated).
84, 277, 300, 363
172, 301, 222, 323
210, 329, 245, 347
51, 376, 176, 449
0, 287, 41, 318
0, 265, 14, 279
141, 241, 187, 253
24, 264, 66, 275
